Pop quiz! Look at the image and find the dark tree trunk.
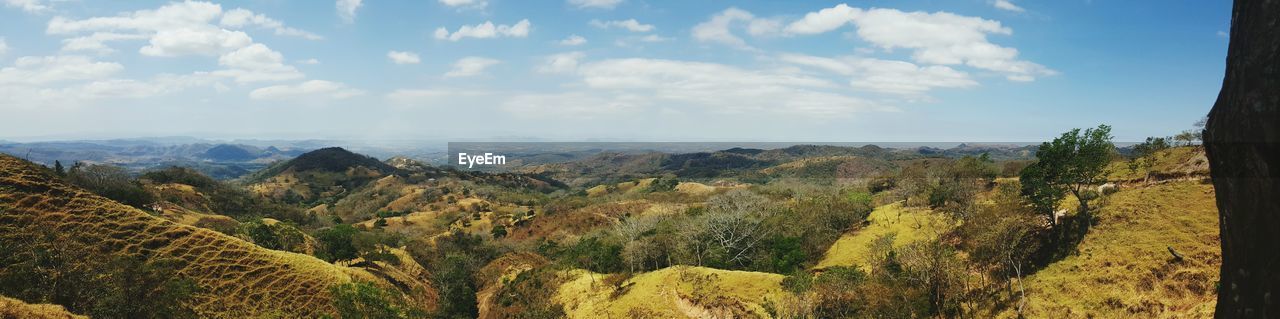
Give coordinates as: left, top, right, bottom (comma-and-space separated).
1205, 1, 1280, 317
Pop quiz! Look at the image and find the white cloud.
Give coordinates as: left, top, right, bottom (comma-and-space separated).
220, 8, 323, 40
783, 3, 860, 35
992, 0, 1025, 13
47, 1, 224, 35
298, 58, 320, 64
567, 0, 622, 9
387, 51, 420, 64
249, 80, 364, 100
0, 38, 7, 56
1217, 30, 1228, 38
638, 34, 671, 42
780, 53, 977, 96
538, 51, 585, 74
848, 8, 1054, 80
60, 33, 148, 54
139, 26, 252, 57
692, 8, 773, 49
434, 19, 531, 41
558, 58, 893, 116
212, 43, 303, 82
438, 0, 487, 9
4, 0, 49, 13
337, 0, 362, 23
0, 55, 123, 85
693, 4, 1053, 81
503, 92, 643, 118
46, 2, 247, 57
0, 73, 217, 109
386, 89, 492, 106
589, 19, 653, 32
559, 34, 587, 46
445, 57, 500, 77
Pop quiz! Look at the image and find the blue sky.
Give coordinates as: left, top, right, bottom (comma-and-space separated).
0, 0, 1231, 142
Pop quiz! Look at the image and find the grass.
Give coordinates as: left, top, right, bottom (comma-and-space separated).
1107, 146, 1209, 182
0, 295, 86, 319
815, 202, 955, 270
554, 266, 787, 318
1008, 180, 1219, 318
0, 155, 436, 318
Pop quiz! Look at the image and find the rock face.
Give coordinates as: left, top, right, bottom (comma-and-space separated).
1203, 0, 1280, 317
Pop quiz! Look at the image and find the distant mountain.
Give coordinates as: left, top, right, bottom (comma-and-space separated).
201, 144, 257, 161
0, 141, 309, 180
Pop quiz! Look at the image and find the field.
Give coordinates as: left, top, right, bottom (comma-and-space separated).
1008, 180, 1220, 318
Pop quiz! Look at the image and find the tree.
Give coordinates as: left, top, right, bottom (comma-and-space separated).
1174, 130, 1201, 146
1202, 0, 1280, 315
53, 160, 65, 177
330, 281, 417, 319
65, 163, 155, 209
1020, 125, 1114, 223
1128, 136, 1171, 175
698, 189, 776, 268
316, 224, 359, 262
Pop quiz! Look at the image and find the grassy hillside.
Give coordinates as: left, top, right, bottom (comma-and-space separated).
0, 154, 434, 318
1108, 146, 1209, 182
0, 296, 86, 319
816, 202, 955, 270
1008, 180, 1219, 318
554, 266, 787, 318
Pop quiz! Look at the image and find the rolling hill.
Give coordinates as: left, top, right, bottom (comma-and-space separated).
0, 154, 436, 318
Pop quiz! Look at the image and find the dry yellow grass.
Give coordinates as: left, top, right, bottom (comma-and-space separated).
555, 266, 786, 318
675, 182, 718, 195
0, 296, 86, 319
815, 202, 955, 270
0, 155, 435, 318
1108, 147, 1209, 182
1007, 180, 1220, 318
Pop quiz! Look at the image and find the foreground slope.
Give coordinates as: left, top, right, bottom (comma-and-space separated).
0, 155, 432, 318
0, 296, 86, 319
555, 266, 787, 318
1010, 180, 1220, 318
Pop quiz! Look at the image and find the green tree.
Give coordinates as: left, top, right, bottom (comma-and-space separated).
317, 224, 359, 262
1020, 124, 1114, 223
53, 160, 65, 177
330, 281, 417, 319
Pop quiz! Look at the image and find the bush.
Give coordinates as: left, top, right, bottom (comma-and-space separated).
330, 281, 420, 319
66, 163, 155, 209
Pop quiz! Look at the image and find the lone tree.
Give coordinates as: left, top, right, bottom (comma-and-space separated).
1203, 0, 1280, 316
1020, 125, 1114, 225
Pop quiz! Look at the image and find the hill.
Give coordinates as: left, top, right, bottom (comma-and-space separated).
244, 147, 397, 204
0, 154, 435, 317
816, 203, 955, 270
1006, 180, 1219, 318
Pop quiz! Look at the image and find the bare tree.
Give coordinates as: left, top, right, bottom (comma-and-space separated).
700, 189, 775, 267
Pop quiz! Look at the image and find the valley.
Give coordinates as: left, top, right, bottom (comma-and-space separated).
0, 129, 1222, 318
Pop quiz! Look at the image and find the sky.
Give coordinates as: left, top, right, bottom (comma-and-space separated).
0, 0, 1232, 142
